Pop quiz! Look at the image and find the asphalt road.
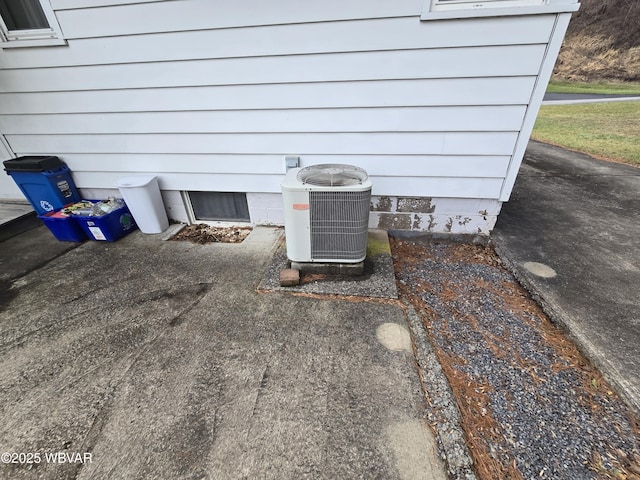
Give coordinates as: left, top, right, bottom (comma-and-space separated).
543, 92, 640, 104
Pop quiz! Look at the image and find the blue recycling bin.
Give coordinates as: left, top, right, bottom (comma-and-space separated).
3, 156, 81, 215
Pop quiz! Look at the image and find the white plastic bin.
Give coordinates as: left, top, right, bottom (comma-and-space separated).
114, 175, 169, 234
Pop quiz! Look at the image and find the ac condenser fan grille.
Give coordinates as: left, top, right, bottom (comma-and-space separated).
297, 164, 368, 187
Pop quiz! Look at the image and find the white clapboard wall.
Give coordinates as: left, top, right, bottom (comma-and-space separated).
0, 0, 574, 221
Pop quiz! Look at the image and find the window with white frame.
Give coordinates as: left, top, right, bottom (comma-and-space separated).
0, 0, 65, 47
186, 191, 251, 223
430, 0, 545, 12
423, 0, 578, 18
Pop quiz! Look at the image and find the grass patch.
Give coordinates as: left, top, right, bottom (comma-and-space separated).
547, 81, 640, 95
532, 101, 640, 166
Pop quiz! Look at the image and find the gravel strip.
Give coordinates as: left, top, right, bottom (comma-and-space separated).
404, 301, 478, 480
393, 238, 640, 480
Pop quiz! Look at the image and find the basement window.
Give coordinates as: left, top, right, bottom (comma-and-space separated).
0, 0, 66, 48
185, 192, 251, 223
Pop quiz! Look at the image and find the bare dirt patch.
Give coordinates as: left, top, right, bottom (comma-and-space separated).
554, 34, 640, 83
171, 224, 252, 244
555, 0, 640, 82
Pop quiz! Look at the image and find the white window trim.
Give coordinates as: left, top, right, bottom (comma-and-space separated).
421, 0, 579, 20
0, 0, 66, 48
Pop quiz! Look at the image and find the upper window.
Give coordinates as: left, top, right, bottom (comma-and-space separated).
0, 0, 65, 47
430, 0, 544, 12
422, 0, 578, 19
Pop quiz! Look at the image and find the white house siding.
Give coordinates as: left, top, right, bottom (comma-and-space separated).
0, 0, 576, 233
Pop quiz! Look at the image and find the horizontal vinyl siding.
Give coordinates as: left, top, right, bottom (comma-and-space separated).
53, 154, 512, 178
69, 172, 504, 199
7, 132, 519, 156
51, 0, 167, 10
44, 153, 511, 195
0, 77, 538, 114
0, 45, 547, 93
0, 1, 559, 201
0, 16, 555, 69
0, 106, 527, 134
53, 0, 424, 38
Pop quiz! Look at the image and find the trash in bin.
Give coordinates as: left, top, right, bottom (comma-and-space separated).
65, 197, 126, 217
3, 156, 80, 214
115, 175, 169, 234
73, 199, 137, 242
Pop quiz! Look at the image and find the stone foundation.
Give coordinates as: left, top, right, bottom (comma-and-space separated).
369, 196, 502, 235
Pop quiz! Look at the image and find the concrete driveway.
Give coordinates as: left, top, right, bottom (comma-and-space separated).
493, 141, 640, 413
0, 226, 446, 479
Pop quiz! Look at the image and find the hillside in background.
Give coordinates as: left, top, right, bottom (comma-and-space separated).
554, 0, 640, 82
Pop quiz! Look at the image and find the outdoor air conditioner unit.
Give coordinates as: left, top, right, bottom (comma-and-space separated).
282, 164, 372, 264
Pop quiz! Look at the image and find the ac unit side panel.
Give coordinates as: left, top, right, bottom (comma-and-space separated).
282, 187, 312, 262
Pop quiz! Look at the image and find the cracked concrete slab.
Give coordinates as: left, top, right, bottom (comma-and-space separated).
0, 227, 446, 479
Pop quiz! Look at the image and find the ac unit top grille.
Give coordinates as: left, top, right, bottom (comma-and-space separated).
297, 164, 368, 187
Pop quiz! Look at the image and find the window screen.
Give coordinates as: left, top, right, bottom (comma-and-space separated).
188, 192, 250, 222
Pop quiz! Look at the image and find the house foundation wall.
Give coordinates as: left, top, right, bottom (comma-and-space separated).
249, 192, 502, 234
369, 196, 501, 234
81, 189, 500, 235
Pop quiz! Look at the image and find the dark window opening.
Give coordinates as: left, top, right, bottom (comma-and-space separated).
0, 0, 49, 31
189, 192, 250, 222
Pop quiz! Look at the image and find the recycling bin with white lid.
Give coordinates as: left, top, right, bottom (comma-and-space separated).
114, 175, 169, 234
